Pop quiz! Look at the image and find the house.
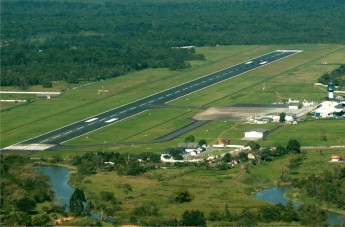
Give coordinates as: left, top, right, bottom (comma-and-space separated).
104, 161, 115, 166
244, 128, 269, 139
177, 142, 199, 152
266, 113, 296, 122
248, 153, 256, 160
160, 154, 184, 163
289, 103, 303, 110
218, 139, 230, 146
330, 155, 343, 162
254, 117, 273, 124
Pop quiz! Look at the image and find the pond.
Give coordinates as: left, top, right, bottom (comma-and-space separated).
37, 166, 74, 211
38, 166, 113, 223
255, 185, 345, 225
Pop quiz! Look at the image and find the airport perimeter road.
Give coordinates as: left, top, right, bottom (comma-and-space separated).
3, 50, 302, 151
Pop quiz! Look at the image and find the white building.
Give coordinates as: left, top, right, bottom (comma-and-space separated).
267, 114, 296, 122
314, 101, 345, 118
288, 103, 302, 110
244, 128, 269, 139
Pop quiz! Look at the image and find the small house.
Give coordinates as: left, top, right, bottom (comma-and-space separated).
330, 155, 343, 162
218, 139, 230, 147
244, 128, 269, 139
289, 103, 302, 110
177, 142, 199, 152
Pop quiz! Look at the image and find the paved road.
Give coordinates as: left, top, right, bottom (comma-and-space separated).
3, 50, 302, 151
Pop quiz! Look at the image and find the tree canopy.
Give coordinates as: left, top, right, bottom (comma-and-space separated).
2, 0, 345, 88
69, 188, 87, 216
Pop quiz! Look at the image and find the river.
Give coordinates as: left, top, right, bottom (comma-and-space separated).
37, 166, 74, 211
38, 166, 113, 223
255, 185, 345, 225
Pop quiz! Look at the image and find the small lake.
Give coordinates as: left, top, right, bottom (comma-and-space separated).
38, 166, 113, 223
255, 186, 345, 225
37, 166, 74, 211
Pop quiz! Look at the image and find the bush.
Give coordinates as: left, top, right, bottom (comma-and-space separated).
132, 202, 159, 217
15, 197, 36, 213
286, 139, 301, 153
180, 210, 206, 226
172, 190, 193, 203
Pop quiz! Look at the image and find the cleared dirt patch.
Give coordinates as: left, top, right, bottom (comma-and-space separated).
193, 104, 309, 121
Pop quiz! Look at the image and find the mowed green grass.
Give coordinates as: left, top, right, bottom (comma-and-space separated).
1, 44, 345, 152
70, 149, 345, 224
261, 119, 345, 147
0, 45, 255, 147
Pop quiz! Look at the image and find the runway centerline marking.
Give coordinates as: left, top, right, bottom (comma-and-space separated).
85, 118, 98, 123
105, 118, 119, 123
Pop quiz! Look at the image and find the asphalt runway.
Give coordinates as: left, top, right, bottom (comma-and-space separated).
3, 50, 302, 151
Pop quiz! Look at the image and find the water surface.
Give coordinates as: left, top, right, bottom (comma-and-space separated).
38, 166, 74, 210
255, 185, 345, 225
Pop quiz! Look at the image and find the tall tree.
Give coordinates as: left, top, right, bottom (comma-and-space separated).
69, 188, 86, 216
286, 139, 301, 153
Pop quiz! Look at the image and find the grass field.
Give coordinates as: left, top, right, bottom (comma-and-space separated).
69, 149, 345, 224
1, 44, 345, 155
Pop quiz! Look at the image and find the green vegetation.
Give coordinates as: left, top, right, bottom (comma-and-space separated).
69, 188, 87, 217
0, 155, 53, 225
293, 166, 345, 210
2, 44, 344, 151
3, 148, 342, 225
2, 0, 345, 225
2, 0, 345, 88
318, 64, 345, 88
65, 146, 344, 225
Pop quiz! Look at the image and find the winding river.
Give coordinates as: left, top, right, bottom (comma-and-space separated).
255, 186, 345, 225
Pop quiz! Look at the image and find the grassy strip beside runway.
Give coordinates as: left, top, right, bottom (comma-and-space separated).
1, 44, 345, 153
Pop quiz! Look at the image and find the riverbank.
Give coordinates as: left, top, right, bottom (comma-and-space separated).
255, 185, 344, 225
33, 149, 345, 225
286, 187, 345, 216
33, 160, 77, 170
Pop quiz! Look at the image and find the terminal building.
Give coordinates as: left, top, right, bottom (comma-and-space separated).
314, 101, 345, 118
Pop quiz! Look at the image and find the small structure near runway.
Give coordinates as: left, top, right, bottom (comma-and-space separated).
244, 128, 269, 140
0, 91, 61, 99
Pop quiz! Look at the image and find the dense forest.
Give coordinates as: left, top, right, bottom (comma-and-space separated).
0, 155, 53, 225
293, 166, 345, 210
1, 0, 345, 88
318, 64, 345, 89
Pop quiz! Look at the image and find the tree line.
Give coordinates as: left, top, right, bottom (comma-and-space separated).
318, 64, 345, 89
2, 0, 345, 88
0, 155, 53, 226
293, 166, 345, 210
